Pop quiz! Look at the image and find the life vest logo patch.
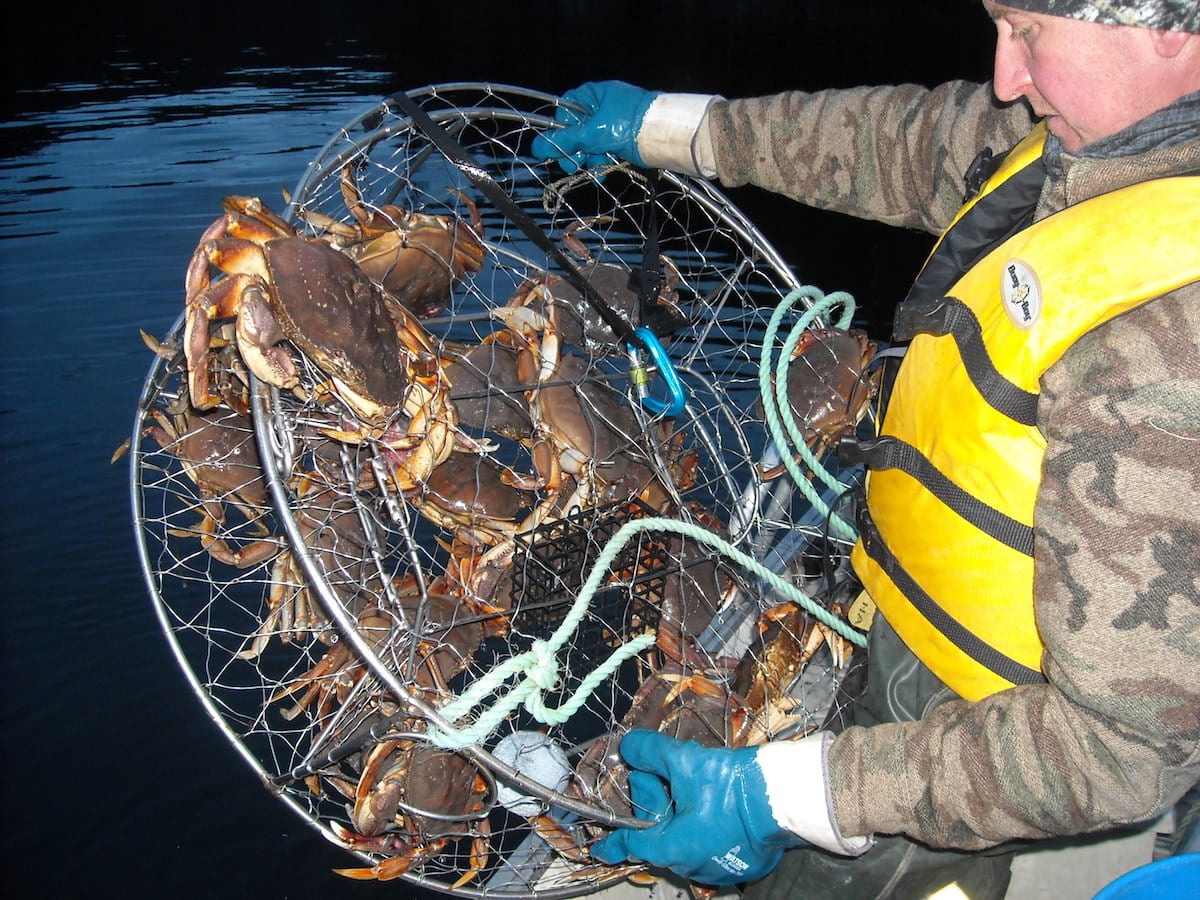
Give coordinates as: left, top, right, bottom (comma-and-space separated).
1001, 259, 1042, 330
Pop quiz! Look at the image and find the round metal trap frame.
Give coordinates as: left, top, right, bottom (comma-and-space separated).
130, 83, 868, 896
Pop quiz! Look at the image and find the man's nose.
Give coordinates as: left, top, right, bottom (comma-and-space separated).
992, 40, 1033, 103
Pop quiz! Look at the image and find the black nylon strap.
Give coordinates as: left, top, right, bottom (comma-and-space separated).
630, 170, 686, 338
903, 154, 1045, 309
389, 90, 646, 351
855, 506, 1046, 688
962, 146, 999, 203
894, 297, 1039, 426
636, 169, 663, 307
839, 435, 1034, 557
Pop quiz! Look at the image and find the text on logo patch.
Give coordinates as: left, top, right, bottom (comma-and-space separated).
1001, 259, 1042, 330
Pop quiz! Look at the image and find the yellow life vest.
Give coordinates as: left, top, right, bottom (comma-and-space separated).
849, 125, 1200, 701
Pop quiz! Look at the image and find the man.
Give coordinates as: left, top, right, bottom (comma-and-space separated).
531, 2, 1200, 897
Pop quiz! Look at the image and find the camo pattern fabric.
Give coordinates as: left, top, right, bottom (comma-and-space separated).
706, 80, 1034, 235
706, 82, 1200, 849
998, 0, 1200, 33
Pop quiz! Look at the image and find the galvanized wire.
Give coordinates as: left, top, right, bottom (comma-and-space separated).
131, 83, 867, 898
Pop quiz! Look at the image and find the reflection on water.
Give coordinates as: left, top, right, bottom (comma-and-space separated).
0, 57, 419, 900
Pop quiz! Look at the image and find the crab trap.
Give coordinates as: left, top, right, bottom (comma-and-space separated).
129, 83, 874, 897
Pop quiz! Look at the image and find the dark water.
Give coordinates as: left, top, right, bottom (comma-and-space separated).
0, 3, 991, 897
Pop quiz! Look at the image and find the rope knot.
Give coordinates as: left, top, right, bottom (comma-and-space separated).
525, 639, 560, 692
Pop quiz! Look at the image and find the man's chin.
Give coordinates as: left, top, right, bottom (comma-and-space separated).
1046, 116, 1085, 152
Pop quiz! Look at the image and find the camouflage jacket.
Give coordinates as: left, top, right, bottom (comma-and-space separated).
707, 82, 1200, 849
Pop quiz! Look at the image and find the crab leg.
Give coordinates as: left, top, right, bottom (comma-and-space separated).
194, 515, 279, 568
333, 838, 449, 881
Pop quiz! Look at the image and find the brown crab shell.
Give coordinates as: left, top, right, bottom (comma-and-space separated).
262, 237, 408, 417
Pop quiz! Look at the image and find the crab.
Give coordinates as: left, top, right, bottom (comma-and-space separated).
730, 601, 856, 745
301, 164, 486, 319
489, 286, 649, 508
141, 329, 252, 415
653, 528, 737, 660
184, 195, 409, 421
185, 195, 476, 493
330, 827, 450, 883
269, 585, 484, 723
366, 740, 487, 836
528, 815, 655, 887
443, 341, 534, 441
236, 486, 372, 660
508, 217, 684, 354
572, 658, 735, 822
394, 588, 486, 697
411, 451, 535, 549
143, 404, 279, 569
268, 606, 396, 722
328, 734, 491, 884
762, 326, 878, 479
440, 536, 521, 623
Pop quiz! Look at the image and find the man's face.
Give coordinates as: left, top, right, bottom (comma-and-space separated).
982, 2, 1179, 152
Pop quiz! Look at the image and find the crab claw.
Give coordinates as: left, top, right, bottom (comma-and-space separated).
140, 328, 177, 360
332, 838, 448, 881
234, 285, 299, 390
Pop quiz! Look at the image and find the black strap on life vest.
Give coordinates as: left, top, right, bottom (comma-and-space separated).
875, 144, 1045, 426
893, 296, 1039, 426
848, 144, 1050, 689
854, 505, 1046, 687
839, 434, 1035, 557
901, 151, 1045, 311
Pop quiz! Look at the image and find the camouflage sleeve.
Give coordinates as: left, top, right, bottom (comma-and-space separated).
705, 80, 1035, 234
826, 285, 1200, 848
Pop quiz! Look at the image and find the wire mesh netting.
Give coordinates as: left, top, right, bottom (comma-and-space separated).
130, 83, 872, 897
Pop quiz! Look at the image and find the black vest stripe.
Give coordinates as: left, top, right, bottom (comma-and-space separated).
892, 297, 1040, 426
856, 507, 1046, 687
841, 435, 1035, 556
902, 155, 1046, 309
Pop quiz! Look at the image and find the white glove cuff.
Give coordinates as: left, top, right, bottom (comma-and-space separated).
636, 93, 720, 178
757, 732, 875, 857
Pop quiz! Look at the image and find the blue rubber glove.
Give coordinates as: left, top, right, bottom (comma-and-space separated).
589, 730, 805, 885
530, 81, 662, 173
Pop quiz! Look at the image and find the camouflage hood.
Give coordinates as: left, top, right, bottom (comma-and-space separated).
994, 0, 1200, 32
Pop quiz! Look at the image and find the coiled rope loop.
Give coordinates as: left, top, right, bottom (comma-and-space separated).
427, 516, 867, 749
759, 286, 859, 541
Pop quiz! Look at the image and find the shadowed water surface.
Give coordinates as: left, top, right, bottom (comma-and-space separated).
1, 65, 407, 899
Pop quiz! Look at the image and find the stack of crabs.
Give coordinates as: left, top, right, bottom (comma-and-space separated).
140, 163, 873, 889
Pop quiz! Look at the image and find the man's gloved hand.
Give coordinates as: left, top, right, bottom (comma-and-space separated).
588, 730, 805, 885
531, 81, 662, 172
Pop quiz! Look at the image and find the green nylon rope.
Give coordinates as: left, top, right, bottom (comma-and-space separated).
427, 516, 868, 750
425, 286, 868, 749
759, 287, 859, 541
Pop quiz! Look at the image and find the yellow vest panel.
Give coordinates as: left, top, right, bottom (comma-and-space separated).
853, 136, 1200, 701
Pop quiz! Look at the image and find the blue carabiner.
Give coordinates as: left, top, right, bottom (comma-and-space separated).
629, 327, 687, 417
